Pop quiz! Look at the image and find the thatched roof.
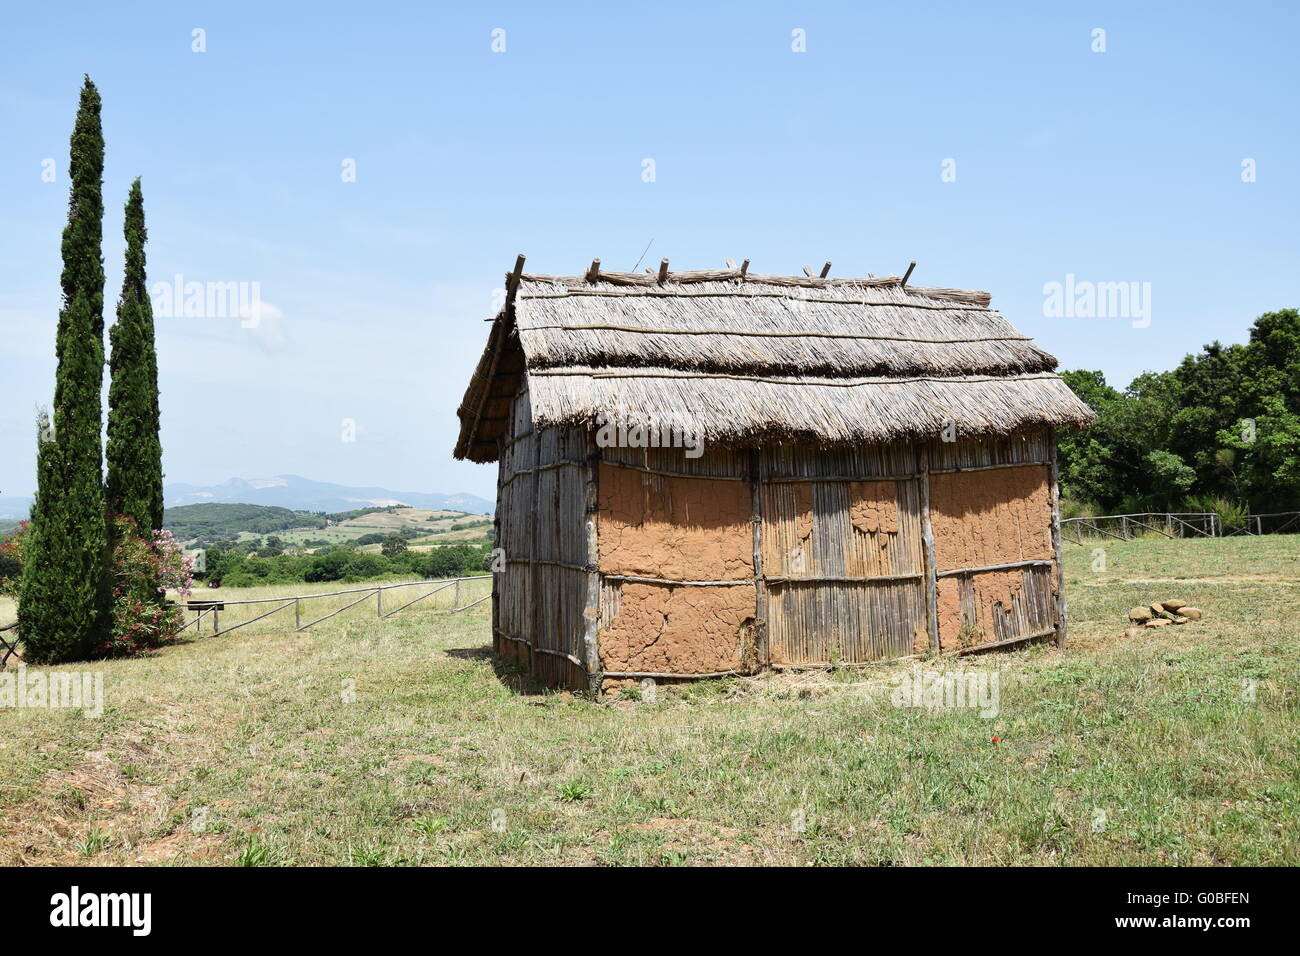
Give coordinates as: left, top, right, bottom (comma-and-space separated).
454, 260, 1095, 462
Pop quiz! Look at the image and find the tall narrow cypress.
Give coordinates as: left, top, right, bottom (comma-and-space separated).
18, 76, 109, 663
107, 178, 164, 536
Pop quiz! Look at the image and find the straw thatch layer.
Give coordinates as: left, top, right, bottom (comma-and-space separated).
526, 369, 1093, 444
454, 265, 1095, 462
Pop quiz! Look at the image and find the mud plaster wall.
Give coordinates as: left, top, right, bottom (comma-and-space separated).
928, 465, 1053, 572
597, 464, 753, 581
762, 480, 904, 577
848, 481, 901, 536
597, 581, 755, 674
936, 570, 1025, 651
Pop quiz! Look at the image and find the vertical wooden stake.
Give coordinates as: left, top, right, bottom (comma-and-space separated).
581, 432, 603, 696
492, 443, 505, 654
918, 442, 941, 654
750, 447, 769, 669
528, 389, 542, 681
376, 587, 382, 617
454, 578, 461, 609
295, 598, 301, 630
1050, 436, 1068, 647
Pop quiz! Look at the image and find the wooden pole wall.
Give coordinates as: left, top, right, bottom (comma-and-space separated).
918, 443, 941, 653
529, 388, 542, 674
581, 432, 603, 694
749, 448, 769, 667
1049, 433, 1068, 647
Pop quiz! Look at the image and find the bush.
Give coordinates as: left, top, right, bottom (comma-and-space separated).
1059, 499, 1099, 521
1188, 494, 1250, 534
100, 517, 193, 658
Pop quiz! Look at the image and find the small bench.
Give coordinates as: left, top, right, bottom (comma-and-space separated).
187, 600, 226, 612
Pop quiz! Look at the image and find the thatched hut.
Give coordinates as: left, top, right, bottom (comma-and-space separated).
454, 256, 1094, 693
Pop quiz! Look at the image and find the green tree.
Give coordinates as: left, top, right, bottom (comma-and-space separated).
1217, 395, 1300, 512
1167, 342, 1248, 497
106, 177, 164, 536
381, 534, 408, 558
1059, 308, 1300, 514
19, 78, 109, 663
1143, 449, 1197, 510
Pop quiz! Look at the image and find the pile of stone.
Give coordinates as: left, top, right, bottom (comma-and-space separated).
1124, 599, 1204, 636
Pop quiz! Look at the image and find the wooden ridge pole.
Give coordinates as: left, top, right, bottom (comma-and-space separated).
505, 253, 526, 302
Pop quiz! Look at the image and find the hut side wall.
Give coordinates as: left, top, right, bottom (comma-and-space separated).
497, 422, 1065, 691
595, 447, 756, 686
494, 384, 591, 690
924, 429, 1059, 651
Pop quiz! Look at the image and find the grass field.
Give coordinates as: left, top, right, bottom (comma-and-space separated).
0, 535, 1296, 866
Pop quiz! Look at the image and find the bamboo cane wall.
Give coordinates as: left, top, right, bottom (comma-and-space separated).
494, 383, 592, 691
493, 388, 1064, 691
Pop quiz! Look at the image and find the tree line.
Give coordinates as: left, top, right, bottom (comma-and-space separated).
199, 541, 493, 588
1057, 308, 1300, 521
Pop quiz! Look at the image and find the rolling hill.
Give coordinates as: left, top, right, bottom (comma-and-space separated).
163, 502, 493, 551
164, 475, 492, 515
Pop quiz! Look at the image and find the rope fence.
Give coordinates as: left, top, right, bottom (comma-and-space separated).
1062, 510, 1300, 544
0, 575, 493, 668
178, 574, 493, 640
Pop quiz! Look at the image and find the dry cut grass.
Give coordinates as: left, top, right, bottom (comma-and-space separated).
0, 535, 1296, 866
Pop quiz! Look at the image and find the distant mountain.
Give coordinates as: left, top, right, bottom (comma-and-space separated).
0, 495, 32, 524
1, 477, 490, 529
164, 475, 492, 515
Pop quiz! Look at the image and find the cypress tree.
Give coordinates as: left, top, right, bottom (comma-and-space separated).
107, 178, 164, 536
18, 76, 109, 663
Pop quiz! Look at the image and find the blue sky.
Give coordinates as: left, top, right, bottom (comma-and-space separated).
1, 0, 1297, 500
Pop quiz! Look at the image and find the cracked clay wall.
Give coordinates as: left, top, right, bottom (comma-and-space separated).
596, 464, 756, 675
929, 465, 1053, 572
929, 464, 1054, 648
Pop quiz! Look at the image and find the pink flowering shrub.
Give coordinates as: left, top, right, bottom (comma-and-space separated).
102, 515, 194, 657
0, 520, 28, 594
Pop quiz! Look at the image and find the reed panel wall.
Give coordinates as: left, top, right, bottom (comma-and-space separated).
495, 421, 1065, 690
494, 384, 591, 690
